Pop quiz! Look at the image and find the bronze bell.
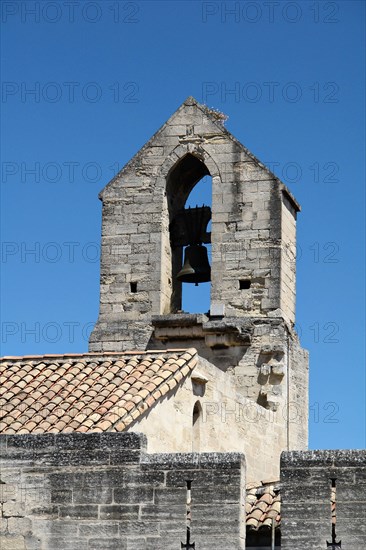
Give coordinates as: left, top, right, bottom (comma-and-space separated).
177, 244, 211, 285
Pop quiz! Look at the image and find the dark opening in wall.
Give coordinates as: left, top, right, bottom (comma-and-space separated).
193, 402, 201, 426
130, 282, 137, 293
181, 174, 212, 314
257, 392, 268, 409
192, 401, 202, 452
240, 279, 251, 290
167, 154, 212, 314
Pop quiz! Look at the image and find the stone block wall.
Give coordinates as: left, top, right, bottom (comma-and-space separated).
287, 337, 309, 450
146, 319, 308, 475
89, 97, 300, 352
280, 194, 297, 324
85, 96, 308, 489
0, 432, 246, 549
281, 449, 366, 549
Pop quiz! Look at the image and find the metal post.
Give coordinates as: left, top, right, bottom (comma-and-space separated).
271, 516, 275, 550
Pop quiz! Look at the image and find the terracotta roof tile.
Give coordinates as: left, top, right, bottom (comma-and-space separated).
138, 388, 149, 400
245, 481, 336, 532
0, 349, 197, 434
246, 482, 281, 531
98, 420, 113, 431
167, 379, 177, 390
174, 371, 184, 383
152, 389, 162, 400
145, 395, 156, 408
114, 421, 126, 432
159, 383, 170, 396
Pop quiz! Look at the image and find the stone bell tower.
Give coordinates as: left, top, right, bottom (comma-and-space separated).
90, 97, 308, 446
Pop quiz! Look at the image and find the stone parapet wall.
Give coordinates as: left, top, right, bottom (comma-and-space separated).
0, 432, 246, 550
281, 449, 366, 549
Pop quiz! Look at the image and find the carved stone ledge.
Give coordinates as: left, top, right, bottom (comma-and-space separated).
151, 314, 252, 348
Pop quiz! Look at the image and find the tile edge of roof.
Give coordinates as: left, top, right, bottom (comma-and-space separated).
1, 348, 199, 362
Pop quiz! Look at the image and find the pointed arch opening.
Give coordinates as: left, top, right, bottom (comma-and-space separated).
166, 153, 212, 314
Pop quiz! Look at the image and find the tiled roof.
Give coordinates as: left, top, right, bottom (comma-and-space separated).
245, 482, 336, 530
0, 349, 197, 435
246, 482, 281, 530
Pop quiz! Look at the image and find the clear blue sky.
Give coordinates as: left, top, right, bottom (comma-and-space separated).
1, 1, 365, 450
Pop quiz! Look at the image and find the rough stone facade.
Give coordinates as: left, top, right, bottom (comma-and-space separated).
88, 96, 309, 479
281, 450, 366, 549
89, 96, 301, 351
1, 435, 365, 549
131, 353, 304, 483
0, 432, 246, 550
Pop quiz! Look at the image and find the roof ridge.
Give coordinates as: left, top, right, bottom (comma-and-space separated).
1, 348, 197, 361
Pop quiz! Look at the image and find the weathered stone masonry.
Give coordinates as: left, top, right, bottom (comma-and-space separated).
89, 96, 302, 352
3, 97, 363, 549
281, 450, 366, 549
0, 432, 246, 550
1, 434, 365, 549
88, 97, 309, 472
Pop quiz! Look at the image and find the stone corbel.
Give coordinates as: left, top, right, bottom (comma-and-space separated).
203, 319, 252, 349
191, 370, 208, 397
